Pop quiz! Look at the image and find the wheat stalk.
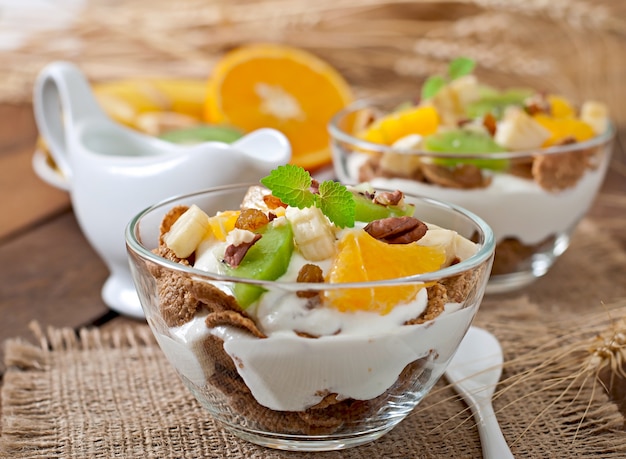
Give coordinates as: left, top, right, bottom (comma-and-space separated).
0, 0, 624, 127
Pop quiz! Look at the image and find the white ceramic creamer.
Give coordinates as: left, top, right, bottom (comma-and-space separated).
33, 61, 291, 318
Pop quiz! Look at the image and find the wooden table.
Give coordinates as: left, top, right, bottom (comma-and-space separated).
0, 102, 624, 387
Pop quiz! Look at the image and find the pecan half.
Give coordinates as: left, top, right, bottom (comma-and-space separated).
364, 216, 427, 244
374, 190, 403, 206
224, 233, 262, 267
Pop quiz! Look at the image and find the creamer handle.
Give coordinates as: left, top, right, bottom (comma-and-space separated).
33, 61, 107, 181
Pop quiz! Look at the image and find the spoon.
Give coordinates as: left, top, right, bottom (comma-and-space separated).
445, 326, 514, 459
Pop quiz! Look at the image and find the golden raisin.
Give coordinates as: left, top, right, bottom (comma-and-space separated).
263, 194, 287, 210
296, 263, 324, 298
235, 208, 269, 231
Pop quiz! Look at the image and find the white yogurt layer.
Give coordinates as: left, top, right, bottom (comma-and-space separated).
164, 297, 474, 412
347, 153, 609, 244
220, 303, 473, 411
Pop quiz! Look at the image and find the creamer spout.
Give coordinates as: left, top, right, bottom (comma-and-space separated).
231, 128, 292, 172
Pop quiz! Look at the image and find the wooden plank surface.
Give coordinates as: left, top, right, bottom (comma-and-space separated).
0, 104, 120, 353
0, 104, 70, 241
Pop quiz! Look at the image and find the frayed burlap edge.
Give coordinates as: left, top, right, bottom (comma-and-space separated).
3, 306, 626, 458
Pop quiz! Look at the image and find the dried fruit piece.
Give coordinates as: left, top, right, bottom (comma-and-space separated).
296, 264, 324, 298
235, 208, 270, 232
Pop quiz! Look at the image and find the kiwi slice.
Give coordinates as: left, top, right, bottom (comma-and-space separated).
424, 129, 508, 171
353, 192, 415, 223
227, 222, 294, 308
465, 87, 534, 120
159, 124, 244, 144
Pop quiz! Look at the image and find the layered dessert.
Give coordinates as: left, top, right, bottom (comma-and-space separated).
146, 165, 488, 435
332, 58, 612, 277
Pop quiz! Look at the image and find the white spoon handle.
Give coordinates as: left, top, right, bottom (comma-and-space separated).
470, 397, 514, 459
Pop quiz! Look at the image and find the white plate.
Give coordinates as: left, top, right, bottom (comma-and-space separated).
32, 148, 70, 191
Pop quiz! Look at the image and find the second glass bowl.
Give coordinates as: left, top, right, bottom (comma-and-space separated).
329, 101, 614, 293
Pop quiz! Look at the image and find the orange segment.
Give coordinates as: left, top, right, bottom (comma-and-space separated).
205, 43, 353, 171
324, 230, 446, 315
357, 105, 439, 145
547, 94, 575, 119
533, 114, 595, 147
357, 105, 439, 146
208, 210, 240, 241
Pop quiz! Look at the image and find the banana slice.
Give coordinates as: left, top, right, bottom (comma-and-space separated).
164, 204, 211, 258
417, 226, 477, 265
285, 206, 336, 261
580, 100, 609, 136
495, 107, 551, 151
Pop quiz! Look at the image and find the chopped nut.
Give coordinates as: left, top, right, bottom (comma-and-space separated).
224, 233, 262, 267
364, 216, 427, 244
373, 190, 404, 206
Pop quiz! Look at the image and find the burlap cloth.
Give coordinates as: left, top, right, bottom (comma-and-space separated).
1, 218, 626, 458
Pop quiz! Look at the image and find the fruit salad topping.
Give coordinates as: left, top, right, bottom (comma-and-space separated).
354, 57, 611, 191
159, 165, 476, 318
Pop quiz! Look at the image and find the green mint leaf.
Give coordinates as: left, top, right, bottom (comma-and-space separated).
448, 57, 475, 80
317, 180, 355, 228
260, 164, 315, 208
261, 165, 356, 228
421, 75, 445, 100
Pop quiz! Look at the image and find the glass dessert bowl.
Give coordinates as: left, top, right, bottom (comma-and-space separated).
329, 74, 614, 293
125, 172, 495, 452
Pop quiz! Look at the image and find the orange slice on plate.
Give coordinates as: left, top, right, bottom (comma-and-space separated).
205, 43, 353, 170
324, 230, 446, 315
